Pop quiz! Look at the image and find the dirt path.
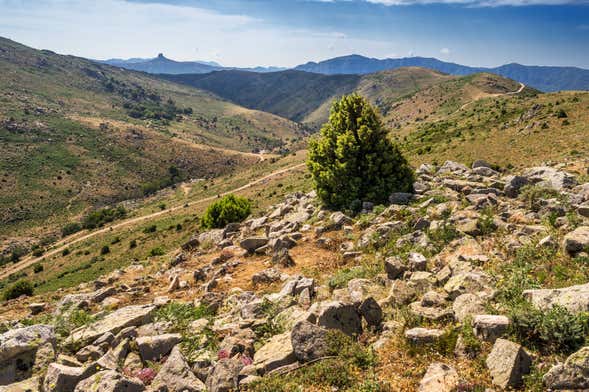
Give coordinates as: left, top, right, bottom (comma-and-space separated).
452, 82, 526, 114
0, 163, 306, 280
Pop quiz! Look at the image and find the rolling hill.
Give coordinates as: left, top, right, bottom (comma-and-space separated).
0, 37, 304, 235
164, 67, 536, 126
294, 54, 589, 92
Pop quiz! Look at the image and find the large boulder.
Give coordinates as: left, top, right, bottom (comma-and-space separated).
543, 346, 589, 390
42, 363, 84, 392
310, 301, 362, 336
523, 166, 576, 190
0, 376, 41, 392
290, 321, 331, 363
66, 305, 155, 349
137, 333, 181, 362
239, 237, 268, 253
418, 362, 459, 392
563, 226, 589, 256
473, 315, 510, 342
486, 339, 531, 389
253, 332, 296, 374
74, 370, 144, 392
523, 282, 589, 313
0, 325, 55, 360
205, 358, 244, 392
503, 175, 530, 198
149, 346, 206, 391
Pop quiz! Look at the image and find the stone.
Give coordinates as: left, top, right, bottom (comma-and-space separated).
0, 376, 41, 392
329, 212, 352, 229
408, 252, 427, 271
205, 358, 244, 392
0, 324, 55, 361
272, 248, 295, 267
137, 333, 181, 362
418, 362, 459, 392
66, 305, 155, 348
452, 293, 486, 322
239, 237, 269, 253
75, 345, 103, 363
42, 363, 84, 392
150, 346, 206, 391
253, 332, 296, 374
486, 338, 531, 389
409, 302, 453, 321
384, 256, 407, 280
198, 229, 224, 248
290, 321, 331, 363
312, 301, 362, 336
73, 370, 144, 392
404, 328, 445, 345
28, 303, 46, 315
524, 166, 576, 190
503, 175, 529, 198
473, 315, 510, 342
389, 192, 414, 205
444, 271, 493, 300
523, 282, 589, 313
563, 226, 589, 256
252, 268, 282, 285
358, 297, 383, 327
543, 346, 589, 390
123, 352, 142, 372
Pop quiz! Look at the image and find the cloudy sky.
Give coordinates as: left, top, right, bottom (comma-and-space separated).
0, 0, 588, 68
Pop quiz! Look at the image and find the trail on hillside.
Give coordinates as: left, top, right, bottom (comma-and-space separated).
452, 82, 526, 114
0, 163, 306, 280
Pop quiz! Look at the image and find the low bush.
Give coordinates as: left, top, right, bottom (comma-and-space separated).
82, 206, 127, 230
61, 222, 82, 237
200, 194, 251, 229
3, 280, 34, 300
149, 247, 165, 257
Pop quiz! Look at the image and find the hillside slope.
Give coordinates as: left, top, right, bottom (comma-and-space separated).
295, 54, 589, 92
0, 37, 304, 234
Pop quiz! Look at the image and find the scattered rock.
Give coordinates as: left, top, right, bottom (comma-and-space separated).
486, 338, 531, 389
290, 321, 331, 363
543, 346, 589, 390
418, 362, 459, 392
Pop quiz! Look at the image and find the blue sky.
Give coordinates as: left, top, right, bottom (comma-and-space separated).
0, 0, 588, 68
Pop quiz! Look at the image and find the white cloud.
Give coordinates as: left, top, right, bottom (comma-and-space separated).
0, 0, 395, 67
440, 47, 451, 54
365, 0, 585, 6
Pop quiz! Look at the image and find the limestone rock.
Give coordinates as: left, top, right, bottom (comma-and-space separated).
149, 346, 206, 392
137, 333, 181, 362
253, 332, 296, 374
418, 362, 459, 392
486, 338, 531, 389
290, 321, 331, 363
543, 346, 589, 390
74, 370, 144, 392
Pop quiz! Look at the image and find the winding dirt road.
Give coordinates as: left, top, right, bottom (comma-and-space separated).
0, 162, 306, 280
453, 82, 526, 114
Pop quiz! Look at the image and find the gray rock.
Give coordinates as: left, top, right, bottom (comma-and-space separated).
329, 212, 352, 229
404, 328, 445, 345
205, 358, 244, 392
524, 166, 576, 190
253, 332, 296, 374
74, 370, 144, 392
28, 303, 46, 315
523, 282, 589, 313
473, 315, 510, 342
239, 237, 268, 253
0, 325, 55, 361
137, 333, 181, 362
42, 363, 84, 392
150, 346, 206, 391
503, 175, 529, 198
66, 305, 155, 349
486, 338, 531, 389
358, 297, 383, 327
408, 252, 427, 271
543, 346, 589, 390
418, 362, 459, 392
563, 226, 589, 256
389, 192, 414, 205
452, 294, 486, 322
290, 321, 331, 363
312, 301, 362, 336
384, 256, 407, 280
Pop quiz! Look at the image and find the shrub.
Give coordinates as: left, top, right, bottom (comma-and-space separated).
556, 109, 568, 118
61, 222, 82, 237
149, 247, 165, 257
82, 206, 127, 230
307, 94, 414, 209
129, 239, 137, 249
62, 248, 70, 256
200, 194, 251, 229
100, 245, 110, 255
33, 263, 44, 273
143, 225, 157, 234
3, 280, 34, 300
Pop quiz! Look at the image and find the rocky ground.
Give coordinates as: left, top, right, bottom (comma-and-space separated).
2, 159, 589, 391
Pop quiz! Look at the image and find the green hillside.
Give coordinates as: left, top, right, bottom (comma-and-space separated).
0, 37, 304, 235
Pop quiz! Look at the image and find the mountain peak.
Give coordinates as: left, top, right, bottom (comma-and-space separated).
157, 53, 165, 60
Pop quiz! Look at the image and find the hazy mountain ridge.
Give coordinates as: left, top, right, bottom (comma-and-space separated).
294, 54, 589, 92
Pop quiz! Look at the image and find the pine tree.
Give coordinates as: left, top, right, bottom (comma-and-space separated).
307, 94, 414, 209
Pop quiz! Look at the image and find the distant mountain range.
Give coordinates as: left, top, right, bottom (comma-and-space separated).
295, 55, 589, 92
100, 53, 589, 93
99, 54, 285, 74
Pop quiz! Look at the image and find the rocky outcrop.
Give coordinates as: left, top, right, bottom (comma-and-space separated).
543, 346, 589, 390
486, 339, 531, 389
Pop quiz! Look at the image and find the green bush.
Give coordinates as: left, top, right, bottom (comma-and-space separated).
82, 206, 127, 230
149, 247, 165, 257
3, 280, 34, 300
307, 95, 414, 209
200, 194, 251, 229
33, 264, 44, 273
100, 245, 110, 255
61, 222, 82, 237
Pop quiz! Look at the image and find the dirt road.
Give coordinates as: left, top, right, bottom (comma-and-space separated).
0, 163, 306, 280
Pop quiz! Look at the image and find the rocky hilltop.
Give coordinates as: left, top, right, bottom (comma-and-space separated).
2, 159, 589, 391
